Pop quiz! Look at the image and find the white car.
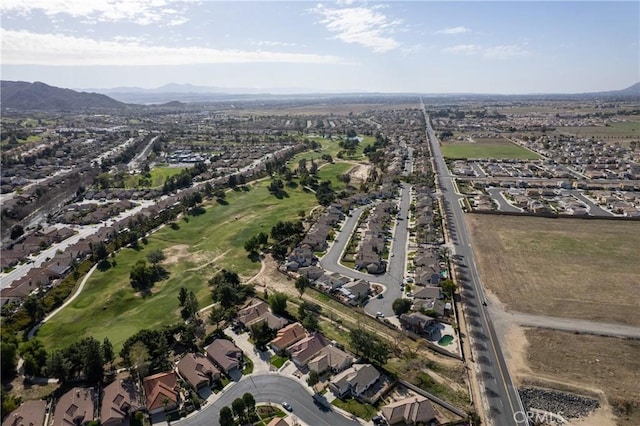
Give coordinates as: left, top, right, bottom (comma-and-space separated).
376, 312, 385, 318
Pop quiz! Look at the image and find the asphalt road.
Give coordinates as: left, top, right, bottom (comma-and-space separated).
422, 104, 527, 426
177, 374, 358, 426
318, 182, 412, 318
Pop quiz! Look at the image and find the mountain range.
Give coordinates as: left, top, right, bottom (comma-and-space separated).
1, 81, 127, 111
1, 80, 639, 112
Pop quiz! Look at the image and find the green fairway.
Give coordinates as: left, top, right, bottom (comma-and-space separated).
123, 166, 187, 189
37, 179, 318, 353
317, 162, 355, 191
441, 141, 540, 160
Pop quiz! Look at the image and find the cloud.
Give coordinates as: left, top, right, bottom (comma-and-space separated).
0, 29, 342, 66
312, 4, 402, 53
0, 0, 190, 26
443, 43, 529, 59
436, 26, 471, 35
251, 40, 298, 48
483, 44, 529, 59
442, 44, 481, 54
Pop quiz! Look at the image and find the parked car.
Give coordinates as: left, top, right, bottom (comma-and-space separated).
282, 402, 292, 411
376, 312, 385, 318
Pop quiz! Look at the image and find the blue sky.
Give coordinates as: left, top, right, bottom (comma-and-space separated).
1, 1, 638, 94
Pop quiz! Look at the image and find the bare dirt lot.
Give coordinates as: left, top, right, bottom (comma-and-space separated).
465, 214, 640, 326
523, 328, 640, 426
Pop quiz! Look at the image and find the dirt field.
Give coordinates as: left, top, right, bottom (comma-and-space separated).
523, 328, 640, 426
465, 214, 640, 325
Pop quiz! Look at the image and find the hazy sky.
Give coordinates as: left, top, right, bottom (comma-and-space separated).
1, 0, 638, 94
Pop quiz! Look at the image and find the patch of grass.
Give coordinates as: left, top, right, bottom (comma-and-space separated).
442, 140, 540, 160
270, 355, 287, 369
37, 179, 317, 353
124, 167, 187, 189
317, 162, 354, 191
243, 356, 254, 374
331, 397, 378, 421
556, 120, 639, 145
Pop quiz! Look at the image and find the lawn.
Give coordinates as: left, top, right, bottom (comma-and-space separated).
332, 398, 378, 421
270, 355, 287, 369
441, 138, 540, 160
123, 166, 186, 189
37, 179, 318, 353
465, 215, 640, 325
317, 162, 355, 191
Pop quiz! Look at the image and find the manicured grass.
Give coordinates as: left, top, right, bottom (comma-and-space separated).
37, 179, 317, 353
331, 398, 378, 421
270, 355, 287, 369
441, 139, 540, 160
123, 167, 187, 189
317, 162, 355, 190
243, 356, 254, 374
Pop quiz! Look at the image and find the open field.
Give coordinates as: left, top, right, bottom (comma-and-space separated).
441, 137, 540, 160
37, 179, 318, 352
317, 162, 355, 190
465, 214, 640, 325
234, 102, 418, 115
523, 329, 640, 425
556, 120, 639, 145
123, 166, 186, 189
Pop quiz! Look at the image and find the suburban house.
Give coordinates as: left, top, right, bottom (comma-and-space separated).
142, 371, 180, 415
270, 322, 306, 353
329, 364, 381, 400
266, 418, 291, 426
355, 249, 385, 274
381, 395, 437, 425
287, 332, 330, 367
52, 387, 96, 426
399, 312, 436, 336
177, 353, 221, 392
342, 279, 370, 299
2, 400, 46, 426
101, 379, 141, 426
307, 345, 355, 374
236, 300, 288, 331
412, 286, 446, 315
286, 246, 317, 268
205, 339, 243, 374
297, 266, 324, 280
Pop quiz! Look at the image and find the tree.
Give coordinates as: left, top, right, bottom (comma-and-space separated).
178, 287, 188, 306
307, 370, 319, 387
82, 337, 104, 384
349, 328, 390, 366
0, 341, 18, 379
181, 290, 199, 322
392, 298, 412, 316
147, 248, 166, 268
232, 398, 246, 422
91, 241, 109, 262
19, 339, 48, 377
9, 225, 24, 240
295, 276, 309, 297
47, 350, 71, 382
219, 406, 235, 426
249, 321, 275, 351
209, 305, 227, 331
302, 312, 320, 332
242, 393, 256, 414
268, 292, 288, 316
441, 279, 457, 297
129, 260, 152, 291
129, 341, 151, 377
102, 337, 114, 368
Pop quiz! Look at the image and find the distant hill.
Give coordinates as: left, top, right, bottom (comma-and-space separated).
1, 81, 128, 111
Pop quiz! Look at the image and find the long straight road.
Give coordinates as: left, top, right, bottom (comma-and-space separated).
422, 102, 526, 425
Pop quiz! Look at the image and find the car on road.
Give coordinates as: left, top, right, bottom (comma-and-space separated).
377, 293, 383, 299
282, 402, 292, 411
482, 300, 487, 306
376, 312, 385, 318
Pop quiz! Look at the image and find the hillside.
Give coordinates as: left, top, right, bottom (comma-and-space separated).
1, 81, 128, 111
